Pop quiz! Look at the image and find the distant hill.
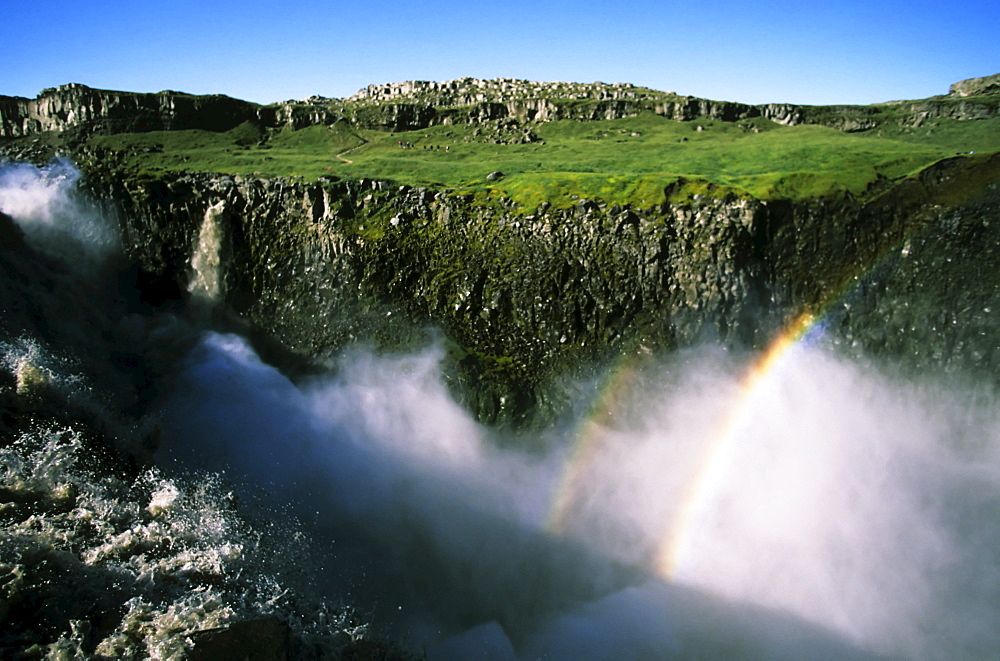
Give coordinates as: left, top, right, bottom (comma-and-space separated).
2, 74, 998, 139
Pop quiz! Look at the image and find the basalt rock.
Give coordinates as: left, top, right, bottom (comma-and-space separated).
81, 152, 1000, 427
341, 76, 1000, 131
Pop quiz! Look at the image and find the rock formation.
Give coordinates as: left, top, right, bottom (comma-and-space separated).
0, 84, 264, 138
4, 76, 999, 142
2, 75, 999, 425
2, 74, 1000, 658
949, 73, 1000, 98
76, 149, 1000, 426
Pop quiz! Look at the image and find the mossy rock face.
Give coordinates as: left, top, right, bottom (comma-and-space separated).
95, 169, 771, 424
82, 151, 999, 427
832, 180, 1000, 377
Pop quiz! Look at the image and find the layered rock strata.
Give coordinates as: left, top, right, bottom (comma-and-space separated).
5, 77, 998, 140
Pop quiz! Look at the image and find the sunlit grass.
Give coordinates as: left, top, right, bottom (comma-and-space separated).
86, 111, 1000, 206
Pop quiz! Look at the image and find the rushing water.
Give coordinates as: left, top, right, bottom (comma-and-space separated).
2, 159, 1000, 659
188, 200, 227, 305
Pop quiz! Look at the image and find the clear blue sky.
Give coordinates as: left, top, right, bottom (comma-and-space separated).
3, 0, 998, 106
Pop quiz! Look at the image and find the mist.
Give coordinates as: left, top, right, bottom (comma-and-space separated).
3, 159, 1000, 658
158, 331, 1000, 659
0, 157, 120, 268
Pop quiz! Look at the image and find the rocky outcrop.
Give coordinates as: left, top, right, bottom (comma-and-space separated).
268, 96, 342, 130
89, 171, 761, 422
82, 152, 1000, 425
949, 73, 1000, 98
0, 84, 265, 138
343, 102, 439, 132
340, 77, 1000, 133
341, 93, 802, 131
4, 76, 998, 141
347, 78, 669, 106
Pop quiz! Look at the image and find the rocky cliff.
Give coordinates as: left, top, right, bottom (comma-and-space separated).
79, 151, 1000, 426
0, 84, 269, 138
4, 75, 999, 423
338, 76, 1000, 132
5, 77, 999, 142
5, 74, 1000, 660
949, 73, 1000, 98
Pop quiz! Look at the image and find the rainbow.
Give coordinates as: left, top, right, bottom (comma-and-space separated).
545, 355, 640, 535
655, 309, 820, 579
543, 231, 917, 580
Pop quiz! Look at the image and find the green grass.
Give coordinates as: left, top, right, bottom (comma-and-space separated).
89, 122, 366, 179
84, 111, 1000, 207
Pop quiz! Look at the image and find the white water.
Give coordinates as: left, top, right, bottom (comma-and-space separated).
188, 200, 227, 304
4, 159, 1000, 659
0, 162, 362, 657
160, 332, 1000, 659
0, 157, 119, 267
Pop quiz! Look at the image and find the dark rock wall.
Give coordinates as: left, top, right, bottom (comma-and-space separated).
82, 152, 1000, 425
834, 180, 1000, 374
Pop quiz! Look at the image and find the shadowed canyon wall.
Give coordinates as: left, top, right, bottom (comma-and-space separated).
80, 152, 1000, 425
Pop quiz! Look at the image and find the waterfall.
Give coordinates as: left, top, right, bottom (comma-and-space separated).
188, 200, 226, 304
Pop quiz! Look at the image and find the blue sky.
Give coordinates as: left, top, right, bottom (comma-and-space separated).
4, 1, 998, 106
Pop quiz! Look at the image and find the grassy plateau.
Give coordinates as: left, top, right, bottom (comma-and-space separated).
84, 101, 1000, 209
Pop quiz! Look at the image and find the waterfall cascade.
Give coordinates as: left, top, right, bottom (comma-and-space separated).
188, 200, 226, 304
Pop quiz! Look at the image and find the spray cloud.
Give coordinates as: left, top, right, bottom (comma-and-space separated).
3, 158, 999, 659
0, 158, 120, 268
159, 332, 1000, 659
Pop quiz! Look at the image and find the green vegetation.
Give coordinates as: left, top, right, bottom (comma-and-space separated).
83, 108, 1000, 208
89, 121, 366, 179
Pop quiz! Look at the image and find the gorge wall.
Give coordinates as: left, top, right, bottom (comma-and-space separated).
84, 152, 1000, 426
4, 75, 998, 424
4, 77, 1000, 659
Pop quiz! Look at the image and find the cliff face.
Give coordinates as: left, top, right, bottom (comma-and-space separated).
0, 84, 265, 137
949, 73, 1000, 98
84, 152, 1000, 425
342, 96, 865, 132
89, 171, 757, 422
5, 77, 998, 141
340, 76, 1000, 132
7, 76, 993, 424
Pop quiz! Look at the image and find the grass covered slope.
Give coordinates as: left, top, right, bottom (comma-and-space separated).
86, 110, 1000, 207
2, 75, 993, 209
